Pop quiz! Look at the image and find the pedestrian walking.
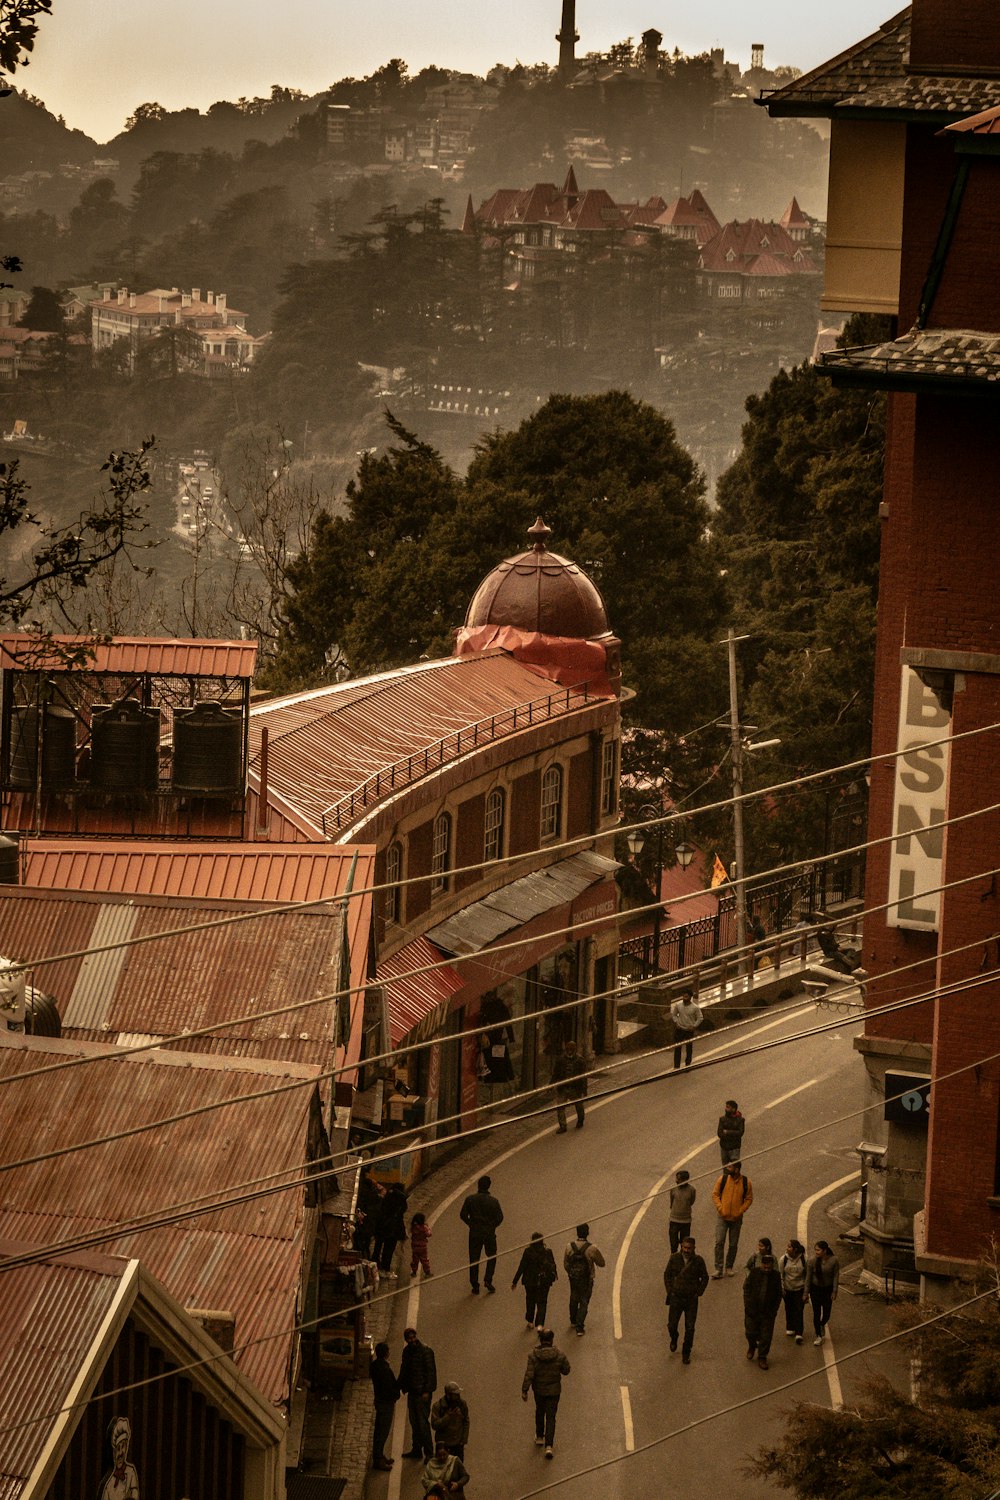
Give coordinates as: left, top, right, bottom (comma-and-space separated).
430, 1382, 469, 1460
399, 1326, 437, 1460
743, 1236, 773, 1273
670, 989, 703, 1070
564, 1223, 605, 1335
717, 1099, 745, 1164
512, 1231, 558, 1330
420, 1440, 469, 1495
743, 1253, 783, 1369
459, 1174, 504, 1294
805, 1239, 840, 1345
550, 1038, 588, 1131
668, 1169, 697, 1254
663, 1235, 710, 1364
372, 1180, 408, 1275
353, 1168, 381, 1260
369, 1340, 400, 1472
712, 1161, 753, 1278
521, 1327, 571, 1459
410, 1211, 433, 1278
779, 1238, 808, 1343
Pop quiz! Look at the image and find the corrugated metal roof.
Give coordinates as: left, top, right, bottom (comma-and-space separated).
426, 851, 619, 955
248, 652, 595, 837
0, 635, 257, 678
0, 1250, 126, 1493
0, 878, 373, 1055
0, 1033, 318, 1404
377, 936, 465, 1045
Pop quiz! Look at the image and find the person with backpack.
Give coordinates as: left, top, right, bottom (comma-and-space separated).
459, 1174, 504, 1294
712, 1161, 753, 1278
550, 1038, 588, 1131
521, 1327, 571, 1459
779, 1238, 808, 1344
717, 1099, 745, 1164
663, 1235, 710, 1364
564, 1222, 605, 1336
512, 1231, 558, 1330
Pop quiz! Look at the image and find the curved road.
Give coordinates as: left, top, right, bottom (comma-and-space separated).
375, 999, 904, 1499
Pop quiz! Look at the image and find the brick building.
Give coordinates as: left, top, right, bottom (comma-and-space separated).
764, 2, 1000, 1293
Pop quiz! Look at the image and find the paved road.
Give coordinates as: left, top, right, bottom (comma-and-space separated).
373, 999, 907, 1499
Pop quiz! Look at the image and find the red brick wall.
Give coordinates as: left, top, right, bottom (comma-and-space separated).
510, 770, 541, 854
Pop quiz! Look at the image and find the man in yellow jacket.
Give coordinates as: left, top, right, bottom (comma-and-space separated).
712, 1161, 753, 1278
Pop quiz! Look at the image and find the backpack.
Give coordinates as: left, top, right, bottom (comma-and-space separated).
566, 1240, 591, 1292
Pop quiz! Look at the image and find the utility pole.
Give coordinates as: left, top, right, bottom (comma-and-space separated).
726, 628, 749, 971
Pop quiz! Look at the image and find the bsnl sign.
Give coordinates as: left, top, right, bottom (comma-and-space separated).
887, 666, 951, 932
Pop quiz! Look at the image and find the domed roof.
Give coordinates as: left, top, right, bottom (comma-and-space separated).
465, 519, 610, 639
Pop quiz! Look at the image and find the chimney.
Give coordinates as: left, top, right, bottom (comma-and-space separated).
557, 0, 578, 82
751, 42, 764, 71
174, 309, 181, 324
192, 287, 200, 302
216, 292, 226, 316
129, 292, 136, 308
207, 290, 214, 305
181, 293, 190, 307
117, 287, 126, 304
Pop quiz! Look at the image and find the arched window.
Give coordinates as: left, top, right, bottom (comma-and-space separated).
385, 839, 403, 924
484, 787, 505, 863
540, 764, 563, 841
431, 811, 451, 895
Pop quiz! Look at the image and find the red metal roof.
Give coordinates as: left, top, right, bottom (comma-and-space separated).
248, 652, 595, 838
0, 879, 373, 1063
377, 936, 465, 1045
0, 1033, 319, 1404
0, 634, 257, 678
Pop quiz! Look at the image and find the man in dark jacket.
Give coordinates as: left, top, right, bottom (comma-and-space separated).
717, 1099, 745, 1164
663, 1236, 710, 1364
459, 1174, 504, 1293
368, 1340, 400, 1471
430, 1381, 470, 1459
550, 1038, 587, 1131
398, 1325, 437, 1459
744, 1253, 783, 1369
521, 1327, 571, 1458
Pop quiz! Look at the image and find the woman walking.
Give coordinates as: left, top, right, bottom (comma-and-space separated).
779, 1239, 808, 1344
512, 1231, 558, 1330
805, 1239, 840, 1346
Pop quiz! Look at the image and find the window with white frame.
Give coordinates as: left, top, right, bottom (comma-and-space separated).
600, 738, 618, 817
385, 840, 403, 924
540, 765, 563, 840
484, 787, 505, 863
431, 812, 451, 895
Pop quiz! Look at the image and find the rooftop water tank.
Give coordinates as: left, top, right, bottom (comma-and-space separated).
91, 699, 160, 793
172, 702, 243, 795
7, 704, 76, 791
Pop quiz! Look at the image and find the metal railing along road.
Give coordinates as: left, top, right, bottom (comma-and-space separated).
321, 681, 593, 835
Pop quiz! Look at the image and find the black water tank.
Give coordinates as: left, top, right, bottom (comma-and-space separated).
7, 705, 76, 790
91, 699, 161, 793
172, 702, 243, 794
24, 987, 61, 1037
0, 835, 18, 885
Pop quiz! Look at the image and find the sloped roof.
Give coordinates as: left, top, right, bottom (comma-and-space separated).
819, 327, 1000, 393
699, 218, 812, 274
780, 195, 810, 229
248, 651, 597, 839
943, 103, 1000, 141
761, 8, 911, 116
0, 1032, 321, 1404
0, 879, 371, 1065
0, 634, 257, 678
426, 850, 619, 955
561, 188, 625, 230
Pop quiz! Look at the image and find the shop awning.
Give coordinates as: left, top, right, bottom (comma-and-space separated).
377, 935, 465, 1045
426, 851, 619, 957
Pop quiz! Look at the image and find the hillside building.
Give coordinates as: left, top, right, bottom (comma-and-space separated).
90, 285, 265, 374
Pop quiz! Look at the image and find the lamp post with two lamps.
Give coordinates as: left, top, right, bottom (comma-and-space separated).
627, 809, 695, 977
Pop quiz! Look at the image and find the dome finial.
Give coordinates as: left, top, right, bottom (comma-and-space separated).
527, 516, 552, 552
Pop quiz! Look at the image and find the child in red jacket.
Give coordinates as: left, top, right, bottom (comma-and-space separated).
410, 1212, 432, 1277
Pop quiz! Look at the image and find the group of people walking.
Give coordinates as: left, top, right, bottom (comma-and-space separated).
369, 1326, 471, 1492
660, 1100, 841, 1367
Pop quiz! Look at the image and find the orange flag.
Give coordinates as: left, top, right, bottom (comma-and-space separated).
710, 854, 729, 888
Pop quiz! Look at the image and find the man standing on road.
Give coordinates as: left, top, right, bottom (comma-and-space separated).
743, 1252, 783, 1369
663, 1235, 710, 1364
550, 1038, 588, 1131
670, 989, 703, 1070
399, 1325, 437, 1460
459, 1174, 504, 1294
712, 1161, 753, 1278
430, 1381, 470, 1460
368, 1341, 400, 1472
564, 1222, 606, 1336
521, 1327, 571, 1459
717, 1099, 745, 1163
668, 1169, 696, 1254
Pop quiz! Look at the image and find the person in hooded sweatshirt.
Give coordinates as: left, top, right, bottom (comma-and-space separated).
521, 1327, 571, 1459
512, 1231, 558, 1330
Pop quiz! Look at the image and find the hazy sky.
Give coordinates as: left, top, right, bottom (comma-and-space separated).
22, 1, 893, 143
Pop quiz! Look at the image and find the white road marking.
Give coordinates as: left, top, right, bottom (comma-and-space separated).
620, 1385, 635, 1451
763, 1078, 818, 1110
797, 1170, 860, 1413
